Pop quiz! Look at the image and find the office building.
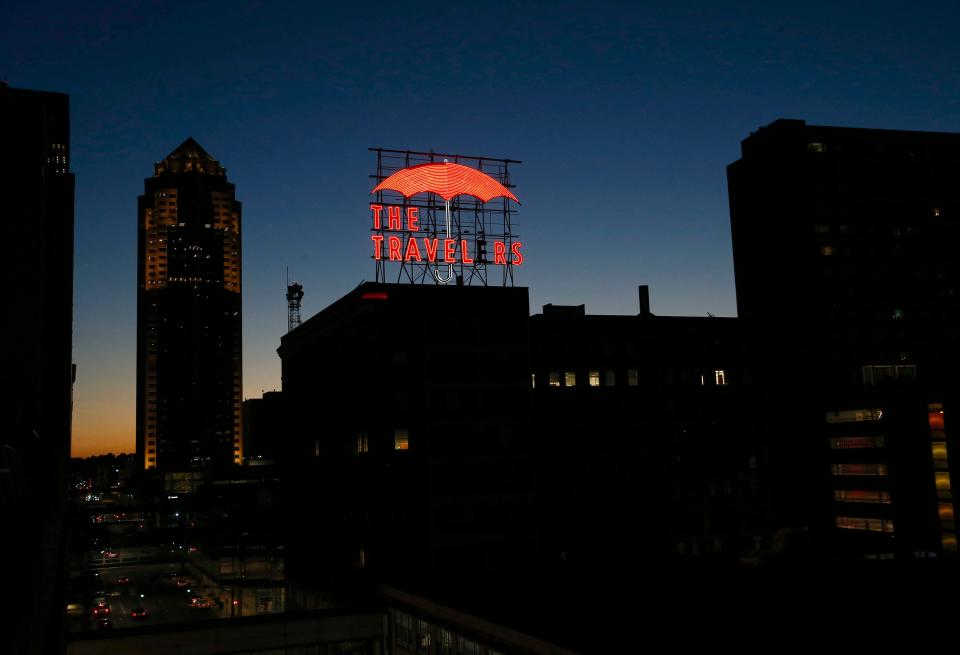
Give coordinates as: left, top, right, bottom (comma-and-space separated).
0, 83, 75, 655
728, 118, 960, 558
136, 138, 243, 486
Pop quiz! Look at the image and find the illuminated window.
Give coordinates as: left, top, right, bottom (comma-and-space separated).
808, 142, 825, 152
928, 404, 945, 432
394, 429, 409, 451
932, 442, 949, 461
564, 371, 576, 387
821, 246, 834, 256
943, 534, 957, 551
356, 433, 368, 454
933, 207, 941, 217
358, 548, 366, 568
314, 439, 319, 457
939, 503, 955, 521
936, 472, 951, 491
627, 369, 639, 386
814, 224, 830, 234
604, 370, 615, 386
715, 369, 727, 386
825, 408, 882, 424
531, 373, 536, 388
832, 463, 887, 476
548, 372, 560, 387
835, 516, 894, 533
589, 370, 600, 387
833, 489, 890, 504
830, 436, 885, 449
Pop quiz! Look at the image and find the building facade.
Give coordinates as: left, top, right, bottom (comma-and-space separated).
728, 118, 960, 558
1, 83, 75, 655
136, 138, 242, 483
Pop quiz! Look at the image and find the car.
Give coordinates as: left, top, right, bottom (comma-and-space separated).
130, 607, 149, 620
105, 550, 119, 559
116, 576, 130, 585
92, 604, 111, 617
175, 578, 190, 587
190, 596, 213, 609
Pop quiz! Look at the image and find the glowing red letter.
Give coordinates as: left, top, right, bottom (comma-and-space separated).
406, 207, 419, 231
388, 236, 402, 261
404, 238, 422, 261
460, 240, 474, 264
511, 241, 524, 266
494, 241, 507, 265
388, 206, 402, 230
371, 235, 384, 260
443, 239, 457, 263
370, 204, 383, 229
424, 238, 439, 262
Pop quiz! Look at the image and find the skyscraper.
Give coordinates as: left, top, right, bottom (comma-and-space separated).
728, 119, 960, 558
1, 83, 74, 655
136, 138, 242, 485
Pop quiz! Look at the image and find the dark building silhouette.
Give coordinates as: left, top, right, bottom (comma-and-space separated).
136, 138, 242, 487
728, 118, 960, 558
242, 390, 285, 463
278, 282, 770, 598
530, 295, 769, 569
279, 283, 537, 587
0, 83, 75, 655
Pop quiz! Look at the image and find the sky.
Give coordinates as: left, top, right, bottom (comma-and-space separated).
3, 1, 958, 457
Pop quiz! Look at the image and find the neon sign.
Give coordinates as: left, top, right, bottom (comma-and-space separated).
369, 155, 522, 285
369, 203, 523, 265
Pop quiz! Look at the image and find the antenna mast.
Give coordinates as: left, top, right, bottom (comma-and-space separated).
286, 267, 304, 332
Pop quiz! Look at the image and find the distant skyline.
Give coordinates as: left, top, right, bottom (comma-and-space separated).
3, 1, 958, 457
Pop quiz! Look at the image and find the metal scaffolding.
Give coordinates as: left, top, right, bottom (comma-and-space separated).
369, 148, 521, 286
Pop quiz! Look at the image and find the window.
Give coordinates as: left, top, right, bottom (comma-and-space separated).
933, 207, 941, 217
832, 463, 887, 476
862, 365, 917, 386
531, 373, 536, 388
808, 142, 825, 152
939, 503, 955, 521
833, 490, 890, 504
439, 629, 454, 655
835, 516, 894, 533
395, 613, 414, 648
356, 433, 369, 454
936, 472, 951, 491
932, 442, 949, 461
564, 371, 576, 387
548, 372, 560, 387
825, 408, 882, 424
714, 369, 727, 386
814, 224, 830, 234
627, 369, 639, 386
394, 428, 409, 451
457, 637, 481, 655
604, 370, 615, 386
943, 534, 957, 551
358, 548, 366, 568
830, 436, 885, 449
820, 245, 835, 256
588, 370, 600, 387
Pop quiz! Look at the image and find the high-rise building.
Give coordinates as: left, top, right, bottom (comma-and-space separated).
136, 138, 242, 484
728, 119, 960, 558
0, 83, 75, 654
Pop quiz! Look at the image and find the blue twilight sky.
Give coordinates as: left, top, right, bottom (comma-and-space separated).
4, 1, 958, 456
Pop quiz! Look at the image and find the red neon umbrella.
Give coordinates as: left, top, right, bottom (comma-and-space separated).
371, 161, 519, 283
372, 161, 519, 203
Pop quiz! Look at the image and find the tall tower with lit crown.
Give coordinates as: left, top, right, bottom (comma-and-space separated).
136, 138, 242, 483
